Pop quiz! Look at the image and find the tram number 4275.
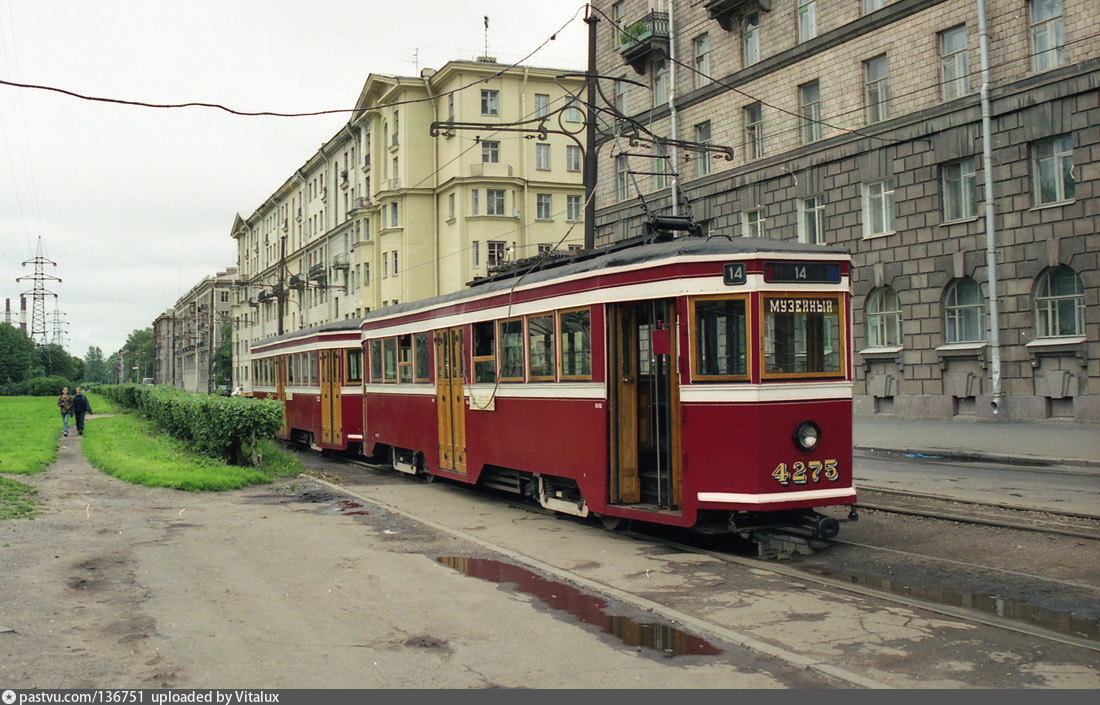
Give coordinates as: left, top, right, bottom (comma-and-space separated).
772, 460, 840, 486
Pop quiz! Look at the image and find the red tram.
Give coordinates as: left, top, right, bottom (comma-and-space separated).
354, 236, 856, 539
250, 320, 365, 452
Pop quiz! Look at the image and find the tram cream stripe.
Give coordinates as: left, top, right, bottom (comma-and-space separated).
699, 488, 857, 504
306, 475, 891, 689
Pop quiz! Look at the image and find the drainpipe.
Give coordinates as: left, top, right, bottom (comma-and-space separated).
666, 0, 679, 216
977, 0, 1002, 414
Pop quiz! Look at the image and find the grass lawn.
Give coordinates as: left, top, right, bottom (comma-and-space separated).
0, 476, 37, 519
0, 396, 63, 475
81, 412, 305, 492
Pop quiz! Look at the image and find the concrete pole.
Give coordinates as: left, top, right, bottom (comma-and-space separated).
977, 0, 1003, 414
666, 0, 679, 216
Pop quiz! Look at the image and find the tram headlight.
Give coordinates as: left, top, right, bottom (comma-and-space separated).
793, 421, 821, 452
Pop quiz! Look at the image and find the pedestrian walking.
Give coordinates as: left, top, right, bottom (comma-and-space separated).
57, 387, 74, 437
72, 386, 93, 436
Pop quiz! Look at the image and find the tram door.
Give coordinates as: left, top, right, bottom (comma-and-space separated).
274, 356, 288, 438
319, 349, 342, 446
609, 300, 682, 510
435, 327, 467, 474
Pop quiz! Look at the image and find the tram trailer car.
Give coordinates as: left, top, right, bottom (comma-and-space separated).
359, 237, 856, 540
250, 319, 366, 453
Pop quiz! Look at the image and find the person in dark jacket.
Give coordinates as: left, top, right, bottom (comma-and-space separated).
72, 387, 93, 436
57, 387, 74, 436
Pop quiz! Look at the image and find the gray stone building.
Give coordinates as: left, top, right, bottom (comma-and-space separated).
592, 0, 1097, 421
171, 268, 237, 394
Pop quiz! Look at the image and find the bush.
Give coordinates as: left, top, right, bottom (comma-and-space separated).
0, 376, 77, 397
100, 384, 284, 466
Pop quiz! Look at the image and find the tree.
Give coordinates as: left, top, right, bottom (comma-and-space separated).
121, 328, 154, 383
0, 323, 38, 384
84, 346, 111, 384
38, 343, 77, 381
213, 318, 233, 388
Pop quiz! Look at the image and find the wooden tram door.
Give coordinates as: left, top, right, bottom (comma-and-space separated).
319, 349, 343, 446
435, 327, 467, 474
274, 356, 288, 437
609, 300, 682, 510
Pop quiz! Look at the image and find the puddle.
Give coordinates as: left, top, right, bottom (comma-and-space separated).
335, 500, 369, 516
814, 569, 1100, 642
437, 557, 722, 657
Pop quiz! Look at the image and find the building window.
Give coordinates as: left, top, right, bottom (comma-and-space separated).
534, 93, 550, 118
945, 278, 985, 343
382, 252, 389, 278
694, 121, 711, 177
448, 192, 455, 220
1032, 135, 1074, 205
487, 240, 506, 267
800, 80, 822, 143
864, 54, 890, 124
472, 241, 480, 268
392, 250, 398, 276
693, 34, 710, 88
611, 1, 625, 48
471, 189, 479, 215
652, 59, 667, 107
743, 102, 764, 160
742, 209, 764, 238
536, 143, 551, 170
864, 0, 886, 13
390, 202, 399, 228
567, 194, 582, 221
798, 195, 827, 244
742, 13, 760, 67
862, 179, 895, 237
1029, 0, 1065, 72
486, 189, 506, 216
536, 193, 553, 220
616, 154, 630, 200
481, 89, 499, 116
392, 155, 399, 188
654, 157, 669, 190
1034, 266, 1084, 337
614, 79, 628, 115
940, 25, 969, 100
392, 110, 399, 145
798, 0, 817, 42
866, 287, 902, 347
482, 140, 500, 163
565, 98, 582, 122
566, 145, 582, 172
942, 158, 977, 221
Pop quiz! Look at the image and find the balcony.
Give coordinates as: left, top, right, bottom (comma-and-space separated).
307, 262, 327, 282
617, 11, 669, 75
704, 0, 771, 32
332, 253, 350, 270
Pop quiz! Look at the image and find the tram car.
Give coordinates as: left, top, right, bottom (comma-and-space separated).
250, 318, 365, 452
357, 235, 856, 540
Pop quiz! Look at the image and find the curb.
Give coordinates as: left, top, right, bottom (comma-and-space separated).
854, 445, 1100, 470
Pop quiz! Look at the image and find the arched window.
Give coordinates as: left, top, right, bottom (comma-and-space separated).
866, 287, 902, 347
944, 278, 985, 343
1035, 266, 1084, 337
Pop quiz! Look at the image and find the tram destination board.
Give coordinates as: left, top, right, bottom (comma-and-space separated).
723, 262, 747, 285
764, 261, 841, 283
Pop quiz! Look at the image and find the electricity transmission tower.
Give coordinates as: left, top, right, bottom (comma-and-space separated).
16, 237, 61, 346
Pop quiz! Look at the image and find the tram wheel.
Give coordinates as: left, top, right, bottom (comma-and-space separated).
598, 514, 625, 531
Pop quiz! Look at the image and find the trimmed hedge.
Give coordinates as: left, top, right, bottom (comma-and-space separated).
101, 385, 283, 466
0, 376, 77, 397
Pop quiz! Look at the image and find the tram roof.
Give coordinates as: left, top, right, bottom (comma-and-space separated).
367, 235, 849, 324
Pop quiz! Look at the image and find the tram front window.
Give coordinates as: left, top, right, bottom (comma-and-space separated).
763, 295, 843, 377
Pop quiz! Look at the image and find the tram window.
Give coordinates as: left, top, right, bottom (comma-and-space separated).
762, 295, 843, 377
693, 297, 748, 379
346, 349, 363, 384
398, 334, 413, 383
559, 309, 591, 379
527, 315, 555, 380
473, 321, 496, 383
499, 319, 524, 381
288, 354, 298, 385
311, 352, 320, 385
369, 339, 383, 382
414, 332, 431, 382
383, 338, 398, 382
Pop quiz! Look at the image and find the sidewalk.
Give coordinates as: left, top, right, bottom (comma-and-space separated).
853, 416, 1100, 468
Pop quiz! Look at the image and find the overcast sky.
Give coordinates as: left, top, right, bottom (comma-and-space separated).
0, 0, 588, 359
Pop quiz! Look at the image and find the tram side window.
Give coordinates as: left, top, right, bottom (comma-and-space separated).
473, 321, 496, 383
499, 319, 524, 381
346, 349, 363, 384
398, 334, 413, 383
288, 354, 299, 385
309, 352, 319, 386
527, 314, 555, 380
414, 332, 431, 382
369, 340, 383, 382
383, 338, 398, 382
560, 309, 591, 379
693, 298, 748, 379
762, 295, 843, 377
